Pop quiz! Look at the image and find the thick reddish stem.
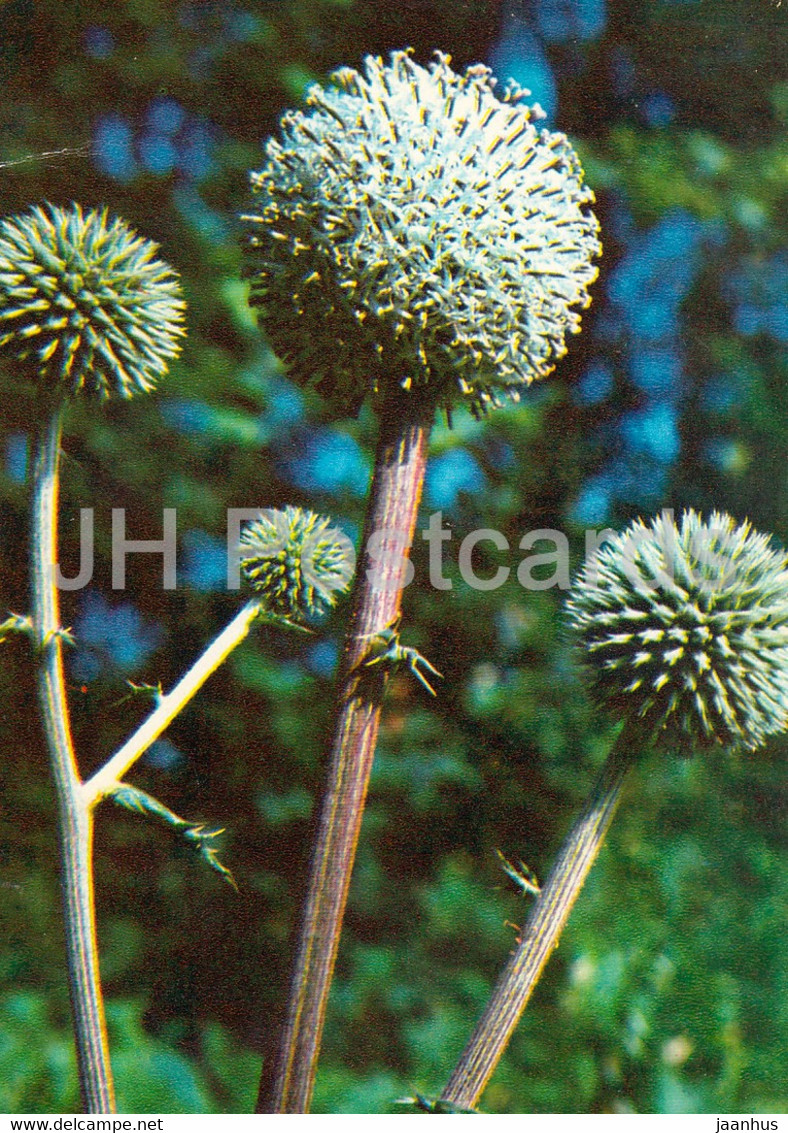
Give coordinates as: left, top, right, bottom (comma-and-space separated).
259, 391, 434, 1113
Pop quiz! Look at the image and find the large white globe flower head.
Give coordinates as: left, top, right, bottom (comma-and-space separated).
567, 510, 788, 753
243, 49, 601, 417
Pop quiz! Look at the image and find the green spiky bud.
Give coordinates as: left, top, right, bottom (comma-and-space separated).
239, 506, 354, 621
567, 510, 788, 753
242, 49, 600, 418
0, 202, 185, 400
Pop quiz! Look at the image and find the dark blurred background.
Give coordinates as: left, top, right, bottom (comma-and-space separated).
0, 0, 786, 1113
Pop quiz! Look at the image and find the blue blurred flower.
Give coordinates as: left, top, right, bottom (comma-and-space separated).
256, 377, 304, 435
608, 210, 705, 340
160, 399, 215, 436
621, 403, 680, 463
94, 114, 137, 182
307, 638, 340, 678
573, 445, 671, 520
139, 134, 177, 176
178, 119, 216, 180
575, 361, 614, 405
147, 97, 186, 136
4, 432, 28, 484
571, 477, 612, 525
577, 202, 730, 513
630, 348, 683, 397
279, 430, 370, 496
700, 373, 738, 414
181, 529, 227, 592
138, 100, 217, 182
223, 9, 262, 41
426, 449, 486, 511
489, 15, 557, 120
72, 592, 162, 682
641, 91, 676, 127
144, 738, 184, 771
728, 252, 788, 343
535, 0, 606, 43
83, 26, 114, 59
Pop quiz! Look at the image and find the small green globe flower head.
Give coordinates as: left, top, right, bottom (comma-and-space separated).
240, 506, 355, 622
243, 49, 601, 417
0, 202, 185, 400
567, 510, 788, 753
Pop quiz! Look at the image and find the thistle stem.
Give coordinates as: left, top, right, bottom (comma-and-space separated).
30, 404, 115, 1113
259, 391, 434, 1113
84, 599, 263, 807
440, 727, 637, 1112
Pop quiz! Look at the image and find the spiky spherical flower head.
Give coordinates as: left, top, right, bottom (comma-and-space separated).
567, 510, 788, 753
0, 203, 185, 400
239, 506, 355, 622
242, 49, 600, 417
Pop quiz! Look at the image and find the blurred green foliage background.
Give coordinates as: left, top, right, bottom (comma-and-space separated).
0, 0, 786, 1114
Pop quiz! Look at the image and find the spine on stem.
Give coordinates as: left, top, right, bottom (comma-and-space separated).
440, 731, 635, 1112
1, 201, 185, 1112
87, 504, 354, 804
260, 392, 434, 1114
85, 599, 263, 805
31, 406, 115, 1113
242, 48, 601, 1115
441, 507, 788, 1111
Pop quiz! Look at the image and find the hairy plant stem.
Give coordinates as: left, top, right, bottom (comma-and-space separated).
259, 390, 435, 1113
31, 403, 115, 1113
85, 598, 264, 806
440, 726, 637, 1112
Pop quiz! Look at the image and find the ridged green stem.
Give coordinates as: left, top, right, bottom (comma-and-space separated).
31, 403, 115, 1113
441, 728, 636, 1111
259, 390, 435, 1113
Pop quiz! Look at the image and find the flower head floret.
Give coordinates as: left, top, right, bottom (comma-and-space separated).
240, 506, 354, 621
0, 203, 185, 400
243, 50, 600, 416
567, 510, 788, 752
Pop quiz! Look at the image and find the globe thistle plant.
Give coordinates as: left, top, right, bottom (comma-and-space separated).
567, 510, 788, 753
86, 505, 356, 811
243, 49, 600, 417
23, 494, 349, 1106
440, 510, 788, 1112
239, 506, 355, 622
248, 50, 601, 1114
9, 202, 184, 1111
0, 202, 185, 400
